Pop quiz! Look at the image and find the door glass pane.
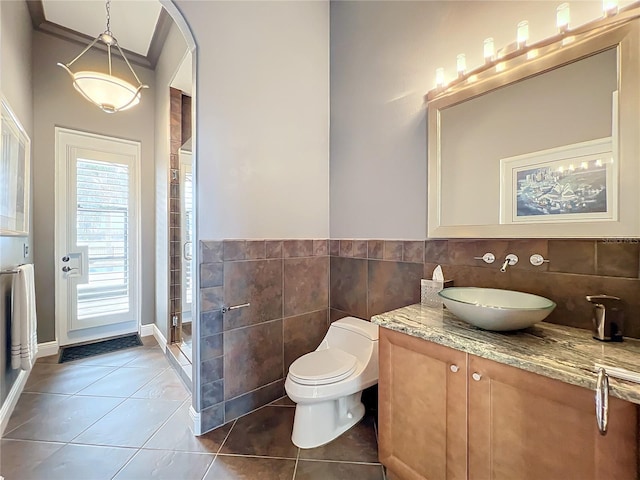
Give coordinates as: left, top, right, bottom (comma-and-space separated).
184, 170, 193, 307
76, 159, 130, 319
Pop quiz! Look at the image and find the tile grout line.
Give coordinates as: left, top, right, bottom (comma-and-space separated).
109, 446, 142, 479
138, 396, 192, 451
292, 447, 300, 480
199, 418, 238, 479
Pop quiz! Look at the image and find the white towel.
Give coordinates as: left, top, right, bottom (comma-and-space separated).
11, 264, 38, 371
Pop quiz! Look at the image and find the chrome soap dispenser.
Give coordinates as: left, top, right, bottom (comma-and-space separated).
585, 295, 624, 342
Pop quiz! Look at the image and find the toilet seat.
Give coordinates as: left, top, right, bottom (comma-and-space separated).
289, 348, 357, 386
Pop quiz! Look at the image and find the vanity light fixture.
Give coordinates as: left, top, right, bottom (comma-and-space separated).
557, 3, 571, 33
603, 0, 619, 16
517, 20, 530, 48
456, 54, 467, 77
57, 0, 148, 113
435, 67, 446, 88
483, 37, 495, 63
428, 0, 627, 100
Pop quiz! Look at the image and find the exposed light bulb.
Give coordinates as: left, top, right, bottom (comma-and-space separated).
456, 54, 466, 77
517, 20, 529, 48
557, 3, 570, 33
483, 37, 495, 63
603, 0, 618, 16
435, 67, 445, 87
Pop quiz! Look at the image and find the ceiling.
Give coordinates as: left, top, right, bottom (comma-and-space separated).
28, 0, 171, 68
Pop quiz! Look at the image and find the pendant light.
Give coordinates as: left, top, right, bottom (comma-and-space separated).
57, 0, 148, 113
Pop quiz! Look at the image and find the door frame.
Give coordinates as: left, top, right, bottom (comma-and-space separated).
54, 127, 142, 346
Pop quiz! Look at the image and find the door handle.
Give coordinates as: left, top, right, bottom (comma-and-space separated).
183, 241, 192, 261
62, 266, 78, 273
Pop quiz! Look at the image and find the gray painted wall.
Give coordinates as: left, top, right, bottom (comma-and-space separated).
176, 0, 330, 240
0, 0, 33, 406
329, 1, 612, 239
32, 31, 156, 343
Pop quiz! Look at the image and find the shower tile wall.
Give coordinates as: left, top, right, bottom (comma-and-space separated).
329, 239, 640, 338
198, 240, 330, 432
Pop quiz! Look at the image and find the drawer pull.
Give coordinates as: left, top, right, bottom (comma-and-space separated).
595, 367, 609, 436
450, 365, 459, 373
472, 372, 482, 381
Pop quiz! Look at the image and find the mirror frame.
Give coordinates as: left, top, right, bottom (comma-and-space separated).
427, 7, 640, 239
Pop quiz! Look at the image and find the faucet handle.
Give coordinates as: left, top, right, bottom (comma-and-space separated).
474, 253, 495, 264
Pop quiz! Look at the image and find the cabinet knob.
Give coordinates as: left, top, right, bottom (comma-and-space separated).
472, 372, 482, 381
450, 365, 459, 373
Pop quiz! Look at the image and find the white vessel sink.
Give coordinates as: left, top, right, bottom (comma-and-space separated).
438, 287, 556, 331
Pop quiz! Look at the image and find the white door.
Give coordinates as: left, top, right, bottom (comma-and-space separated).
179, 150, 193, 322
55, 128, 140, 346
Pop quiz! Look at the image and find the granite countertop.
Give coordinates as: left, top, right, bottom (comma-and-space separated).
371, 304, 640, 404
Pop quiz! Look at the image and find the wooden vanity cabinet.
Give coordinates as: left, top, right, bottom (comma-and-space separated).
379, 328, 468, 480
379, 328, 638, 480
468, 355, 637, 480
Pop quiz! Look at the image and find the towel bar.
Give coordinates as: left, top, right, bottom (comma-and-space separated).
1, 264, 27, 275
0, 270, 19, 275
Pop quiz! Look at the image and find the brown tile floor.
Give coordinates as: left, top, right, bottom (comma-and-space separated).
2, 338, 385, 480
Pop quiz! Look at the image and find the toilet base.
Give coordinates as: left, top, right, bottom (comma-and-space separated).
291, 391, 365, 449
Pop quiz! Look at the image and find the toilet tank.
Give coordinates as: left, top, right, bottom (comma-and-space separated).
321, 317, 378, 361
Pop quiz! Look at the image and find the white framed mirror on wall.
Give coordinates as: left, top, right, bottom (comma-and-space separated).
427, 6, 640, 238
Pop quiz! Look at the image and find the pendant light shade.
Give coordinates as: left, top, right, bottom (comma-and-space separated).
70, 71, 141, 113
58, 2, 148, 113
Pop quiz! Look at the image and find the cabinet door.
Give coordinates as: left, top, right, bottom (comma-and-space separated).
468, 355, 637, 480
379, 328, 467, 480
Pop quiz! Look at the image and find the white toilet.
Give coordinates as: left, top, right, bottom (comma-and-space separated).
284, 317, 379, 449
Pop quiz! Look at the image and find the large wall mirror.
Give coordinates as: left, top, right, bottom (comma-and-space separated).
427, 8, 640, 238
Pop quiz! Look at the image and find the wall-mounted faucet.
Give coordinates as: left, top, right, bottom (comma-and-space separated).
500, 254, 518, 272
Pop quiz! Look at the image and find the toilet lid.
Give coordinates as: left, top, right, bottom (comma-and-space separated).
289, 348, 357, 386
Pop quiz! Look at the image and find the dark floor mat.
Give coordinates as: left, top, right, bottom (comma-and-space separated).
59, 334, 143, 363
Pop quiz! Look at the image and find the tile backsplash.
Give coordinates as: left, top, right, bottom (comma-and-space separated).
330, 239, 640, 338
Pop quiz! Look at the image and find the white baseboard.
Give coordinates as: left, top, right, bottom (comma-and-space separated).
189, 405, 202, 436
140, 323, 167, 352
153, 324, 167, 352
0, 369, 29, 436
37, 340, 59, 359
139, 323, 154, 337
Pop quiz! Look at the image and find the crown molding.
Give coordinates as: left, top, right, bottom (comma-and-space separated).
25, 0, 165, 71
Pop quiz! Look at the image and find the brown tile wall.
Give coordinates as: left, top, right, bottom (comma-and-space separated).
329, 239, 640, 339
198, 239, 330, 432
